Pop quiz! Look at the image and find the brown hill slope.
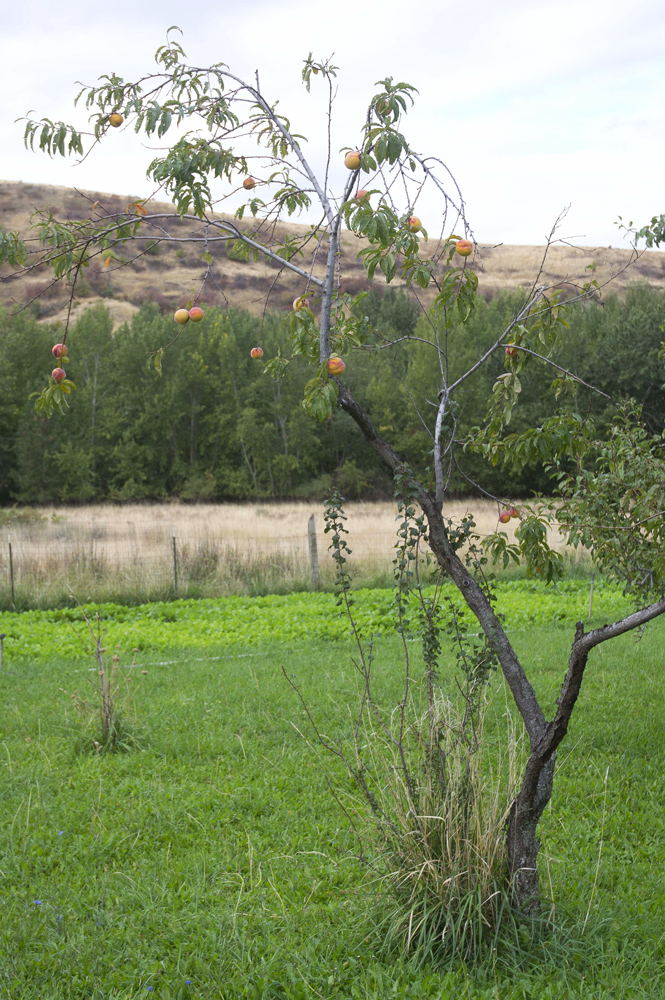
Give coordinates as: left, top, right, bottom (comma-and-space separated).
2, 180, 664, 329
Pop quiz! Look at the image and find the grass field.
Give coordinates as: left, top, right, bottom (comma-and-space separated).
1, 582, 664, 998
0, 500, 589, 610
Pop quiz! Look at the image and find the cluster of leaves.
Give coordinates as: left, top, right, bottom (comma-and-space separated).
553, 401, 665, 601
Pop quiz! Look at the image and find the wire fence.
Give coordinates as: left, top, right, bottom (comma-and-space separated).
0, 509, 585, 610
1, 518, 422, 608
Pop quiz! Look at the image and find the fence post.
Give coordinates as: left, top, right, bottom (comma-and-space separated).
308, 514, 319, 589
588, 571, 595, 620
8, 533, 15, 607
172, 528, 178, 595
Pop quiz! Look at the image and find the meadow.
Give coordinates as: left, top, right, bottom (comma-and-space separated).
0, 500, 587, 610
1, 579, 664, 998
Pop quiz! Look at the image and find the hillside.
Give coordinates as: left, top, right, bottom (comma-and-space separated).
2, 179, 664, 329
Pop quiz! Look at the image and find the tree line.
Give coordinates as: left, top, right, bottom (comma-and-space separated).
1, 283, 663, 506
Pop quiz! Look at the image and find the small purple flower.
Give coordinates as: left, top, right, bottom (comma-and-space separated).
58, 831, 63, 835
33, 900, 42, 905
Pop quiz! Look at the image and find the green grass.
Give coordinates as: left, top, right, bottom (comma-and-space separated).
1, 590, 664, 997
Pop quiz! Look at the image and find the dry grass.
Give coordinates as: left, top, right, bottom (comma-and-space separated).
366, 688, 525, 958
2, 180, 664, 331
0, 499, 589, 609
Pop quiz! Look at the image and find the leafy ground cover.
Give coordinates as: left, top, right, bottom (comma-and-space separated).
0, 592, 664, 998
0, 578, 633, 663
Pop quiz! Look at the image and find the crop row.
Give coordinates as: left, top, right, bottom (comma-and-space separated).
0, 579, 634, 663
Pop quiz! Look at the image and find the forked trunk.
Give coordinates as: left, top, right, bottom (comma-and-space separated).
336, 384, 665, 916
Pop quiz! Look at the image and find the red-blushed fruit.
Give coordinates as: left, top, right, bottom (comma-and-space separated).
189, 307, 204, 322
109, 113, 124, 128
354, 189, 369, 202
250, 347, 264, 359
456, 239, 473, 257
505, 345, 518, 358
326, 356, 346, 375
243, 177, 256, 190
344, 151, 361, 170
508, 506, 520, 519
293, 297, 310, 311
498, 510, 511, 524
174, 309, 190, 326
406, 216, 421, 232
52, 368, 66, 383
52, 343, 67, 359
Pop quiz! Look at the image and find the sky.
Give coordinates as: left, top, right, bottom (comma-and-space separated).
2, 0, 665, 247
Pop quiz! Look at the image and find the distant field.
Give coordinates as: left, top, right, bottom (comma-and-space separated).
0, 500, 586, 609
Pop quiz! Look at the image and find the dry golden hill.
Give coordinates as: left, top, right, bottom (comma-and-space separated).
2, 179, 664, 329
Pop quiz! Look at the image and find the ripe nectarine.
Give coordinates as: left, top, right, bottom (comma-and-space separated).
505, 345, 518, 358
293, 297, 310, 311
52, 343, 67, 359
250, 347, 264, 359
508, 506, 520, 519
406, 216, 421, 233
189, 307, 204, 322
326, 356, 346, 375
243, 177, 256, 190
174, 309, 190, 326
355, 190, 369, 202
455, 239, 473, 257
498, 510, 511, 524
344, 151, 361, 170
52, 368, 66, 383
109, 113, 124, 128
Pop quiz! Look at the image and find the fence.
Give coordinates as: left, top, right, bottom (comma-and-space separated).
0, 516, 425, 608
0, 502, 585, 609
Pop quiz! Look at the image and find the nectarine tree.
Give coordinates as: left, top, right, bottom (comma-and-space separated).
1, 28, 664, 927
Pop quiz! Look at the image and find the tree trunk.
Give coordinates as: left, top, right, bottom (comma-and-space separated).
335, 366, 665, 917
506, 753, 556, 914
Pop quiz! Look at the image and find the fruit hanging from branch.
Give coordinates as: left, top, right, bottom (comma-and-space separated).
188, 306, 204, 322
174, 309, 190, 326
250, 347, 264, 359
498, 510, 511, 524
243, 177, 256, 190
344, 151, 361, 170
52, 343, 68, 360
505, 345, 519, 358
508, 507, 520, 519
326, 356, 346, 375
293, 296, 310, 311
455, 239, 473, 257
405, 216, 421, 233
52, 367, 66, 383
109, 113, 124, 128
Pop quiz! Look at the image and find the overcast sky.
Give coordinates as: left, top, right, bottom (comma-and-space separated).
2, 0, 664, 246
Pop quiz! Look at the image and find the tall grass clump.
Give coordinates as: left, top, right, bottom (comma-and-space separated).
285, 480, 526, 962
66, 607, 139, 753
369, 690, 522, 960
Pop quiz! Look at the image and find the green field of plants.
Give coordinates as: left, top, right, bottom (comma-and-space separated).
1, 581, 664, 999
0, 578, 634, 662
